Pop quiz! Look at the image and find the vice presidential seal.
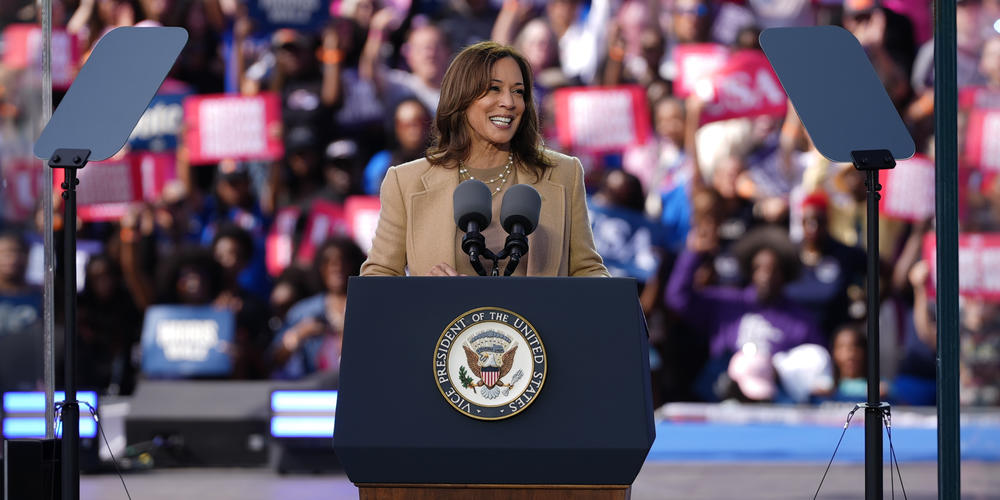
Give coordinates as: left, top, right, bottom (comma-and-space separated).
433, 307, 546, 420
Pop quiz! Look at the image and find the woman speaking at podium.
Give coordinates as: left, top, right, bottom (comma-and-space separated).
360, 41, 608, 277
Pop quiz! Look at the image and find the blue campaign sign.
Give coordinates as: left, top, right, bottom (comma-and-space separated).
128, 93, 188, 152
140, 305, 236, 378
247, 0, 331, 32
588, 201, 663, 281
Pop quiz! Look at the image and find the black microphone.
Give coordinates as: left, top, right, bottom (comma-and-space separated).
453, 179, 493, 276
499, 184, 541, 276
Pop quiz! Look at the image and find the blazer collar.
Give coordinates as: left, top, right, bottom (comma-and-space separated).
411, 164, 460, 272
525, 169, 565, 276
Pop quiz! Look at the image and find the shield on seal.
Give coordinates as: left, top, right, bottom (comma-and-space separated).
481, 367, 499, 388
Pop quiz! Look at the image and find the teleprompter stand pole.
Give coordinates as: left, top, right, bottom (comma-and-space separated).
49, 148, 90, 500
851, 149, 895, 500
33, 25, 187, 500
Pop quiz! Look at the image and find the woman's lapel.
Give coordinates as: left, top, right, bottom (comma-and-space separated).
525, 170, 565, 276
409, 165, 459, 275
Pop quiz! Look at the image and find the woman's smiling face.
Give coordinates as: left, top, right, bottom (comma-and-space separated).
464, 57, 525, 151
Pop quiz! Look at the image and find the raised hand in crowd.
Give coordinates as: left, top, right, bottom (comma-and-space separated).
118, 203, 157, 310
491, 0, 533, 46
908, 259, 935, 351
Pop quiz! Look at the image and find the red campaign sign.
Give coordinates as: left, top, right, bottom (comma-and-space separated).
296, 200, 350, 265
183, 93, 284, 165
1, 157, 42, 221
553, 85, 651, 153
879, 155, 935, 221
923, 233, 1000, 302
2, 24, 78, 89
964, 109, 1000, 171
266, 206, 301, 277
50, 153, 178, 222
345, 195, 381, 253
134, 152, 177, 201
959, 86, 1000, 110
673, 43, 730, 98
74, 157, 143, 222
698, 50, 787, 124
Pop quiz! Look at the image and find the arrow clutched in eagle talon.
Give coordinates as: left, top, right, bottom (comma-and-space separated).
502, 369, 524, 396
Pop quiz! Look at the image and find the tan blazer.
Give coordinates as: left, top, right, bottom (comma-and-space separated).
360, 150, 609, 277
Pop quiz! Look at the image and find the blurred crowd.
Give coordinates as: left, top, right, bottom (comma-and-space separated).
1, 0, 999, 408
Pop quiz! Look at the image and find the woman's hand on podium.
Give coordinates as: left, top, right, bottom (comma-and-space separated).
427, 262, 463, 277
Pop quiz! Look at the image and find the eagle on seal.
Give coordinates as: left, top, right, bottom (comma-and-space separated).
463, 338, 518, 392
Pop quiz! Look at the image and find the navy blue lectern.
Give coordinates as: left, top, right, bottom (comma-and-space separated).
334, 277, 655, 499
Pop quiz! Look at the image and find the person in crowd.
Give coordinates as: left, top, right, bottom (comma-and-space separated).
624, 96, 691, 226
364, 97, 433, 195
842, 0, 916, 82
826, 323, 872, 402
160, 0, 226, 93
666, 225, 823, 401
154, 246, 224, 306
0, 231, 43, 391
512, 18, 565, 100
435, 0, 500, 50
881, 218, 936, 403
66, 0, 140, 54
907, 257, 1000, 406
661, 0, 714, 81
199, 161, 271, 301
211, 225, 271, 378
544, 0, 614, 85
271, 236, 365, 379
591, 169, 646, 214
326, 14, 390, 158
600, 4, 670, 102
366, 20, 452, 115
77, 254, 142, 395
784, 192, 867, 338
360, 41, 608, 277
319, 139, 365, 202
267, 266, 318, 338
979, 35, 1000, 88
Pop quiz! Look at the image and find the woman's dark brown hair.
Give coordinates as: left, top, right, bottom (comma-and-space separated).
426, 41, 553, 179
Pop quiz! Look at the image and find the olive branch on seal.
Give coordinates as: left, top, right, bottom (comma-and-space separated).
458, 366, 474, 388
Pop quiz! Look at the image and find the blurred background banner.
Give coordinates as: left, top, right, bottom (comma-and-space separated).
589, 202, 662, 281
140, 305, 236, 378
697, 50, 787, 124
296, 200, 350, 263
247, 0, 332, 33
924, 232, 1000, 301
965, 108, 1000, 171
128, 92, 189, 152
2, 23, 78, 89
74, 157, 143, 221
673, 43, 730, 98
879, 155, 935, 221
554, 85, 650, 153
183, 93, 284, 164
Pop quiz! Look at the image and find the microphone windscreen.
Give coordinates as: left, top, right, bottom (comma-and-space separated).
453, 179, 492, 228
500, 184, 541, 234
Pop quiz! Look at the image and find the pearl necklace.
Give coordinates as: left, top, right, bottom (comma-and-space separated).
459, 153, 514, 196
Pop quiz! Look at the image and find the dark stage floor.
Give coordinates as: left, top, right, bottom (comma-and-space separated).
79, 461, 1000, 500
